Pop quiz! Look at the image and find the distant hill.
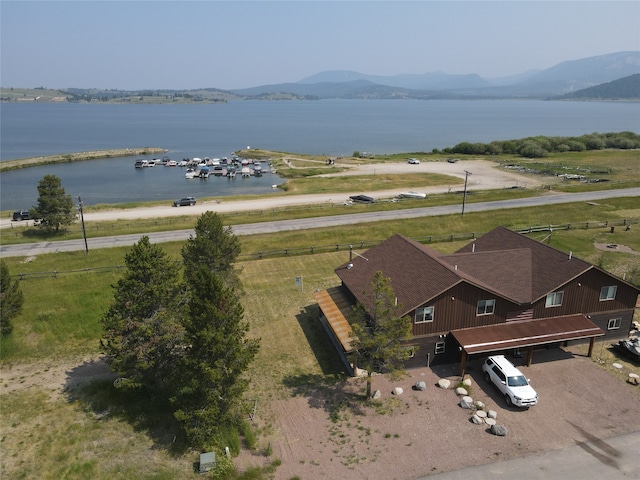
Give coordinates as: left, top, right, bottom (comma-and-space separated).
4, 51, 639, 102
231, 51, 640, 100
500, 51, 640, 96
554, 74, 640, 100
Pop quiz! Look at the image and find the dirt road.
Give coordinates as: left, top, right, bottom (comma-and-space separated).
1, 160, 544, 228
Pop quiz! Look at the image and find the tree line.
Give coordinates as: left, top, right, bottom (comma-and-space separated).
441, 131, 640, 158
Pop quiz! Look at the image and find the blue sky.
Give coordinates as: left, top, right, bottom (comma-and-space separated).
1, 1, 639, 90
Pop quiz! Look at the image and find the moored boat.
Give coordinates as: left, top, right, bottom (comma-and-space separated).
399, 191, 427, 199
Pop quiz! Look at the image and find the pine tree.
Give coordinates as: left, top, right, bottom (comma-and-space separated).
173, 266, 259, 447
0, 260, 24, 337
350, 271, 414, 399
101, 236, 184, 391
181, 211, 241, 287
32, 174, 76, 232
174, 212, 259, 447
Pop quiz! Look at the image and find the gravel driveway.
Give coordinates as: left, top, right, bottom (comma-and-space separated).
236, 345, 640, 479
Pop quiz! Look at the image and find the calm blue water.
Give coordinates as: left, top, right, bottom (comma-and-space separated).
1, 99, 639, 210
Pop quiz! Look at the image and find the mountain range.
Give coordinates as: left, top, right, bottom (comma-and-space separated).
230, 51, 640, 100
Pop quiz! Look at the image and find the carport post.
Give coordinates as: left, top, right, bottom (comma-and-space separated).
460, 350, 467, 377
526, 347, 534, 367
587, 337, 595, 358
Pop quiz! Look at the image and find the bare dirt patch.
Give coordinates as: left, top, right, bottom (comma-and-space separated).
236, 347, 640, 479
595, 242, 640, 255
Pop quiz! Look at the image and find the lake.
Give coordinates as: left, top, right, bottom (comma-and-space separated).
1, 99, 639, 210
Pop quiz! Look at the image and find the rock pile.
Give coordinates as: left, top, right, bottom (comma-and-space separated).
438, 375, 506, 435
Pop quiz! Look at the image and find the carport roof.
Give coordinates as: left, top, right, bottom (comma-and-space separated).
451, 314, 604, 355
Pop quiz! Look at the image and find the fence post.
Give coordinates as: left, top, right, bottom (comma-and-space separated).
586, 222, 589, 229
311, 246, 314, 254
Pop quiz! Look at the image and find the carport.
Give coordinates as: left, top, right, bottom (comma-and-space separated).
451, 314, 604, 376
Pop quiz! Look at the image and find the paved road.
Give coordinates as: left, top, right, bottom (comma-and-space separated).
1, 187, 639, 258
425, 430, 640, 480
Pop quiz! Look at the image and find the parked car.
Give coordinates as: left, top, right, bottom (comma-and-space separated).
407, 158, 420, 164
173, 197, 196, 207
12, 210, 31, 221
349, 195, 375, 204
482, 355, 538, 408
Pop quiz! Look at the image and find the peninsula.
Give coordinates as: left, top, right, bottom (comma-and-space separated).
0, 147, 168, 172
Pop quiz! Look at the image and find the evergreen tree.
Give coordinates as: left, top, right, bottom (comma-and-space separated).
174, 212, 259, 447
173, 266, 259, 447
181, 211, 241, 287
32, 174, 76, 232
350, 271, 414, 399
0, 260, 24, 337
101, 236, 184, 391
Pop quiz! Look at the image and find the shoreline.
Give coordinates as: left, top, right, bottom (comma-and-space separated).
0, 147, 168, 172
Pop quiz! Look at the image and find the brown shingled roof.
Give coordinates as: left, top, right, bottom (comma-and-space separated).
337, 227, 601, 314
335, 234, 461, 316
454, 226, 592, 302
439, 249, 533, 303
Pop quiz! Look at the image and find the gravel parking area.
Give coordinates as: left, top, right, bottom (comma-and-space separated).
237, 346, 640, 479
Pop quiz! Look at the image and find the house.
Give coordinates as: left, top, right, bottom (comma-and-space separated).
313, 226, 639, 376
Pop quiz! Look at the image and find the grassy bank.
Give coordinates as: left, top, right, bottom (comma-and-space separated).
0, 148, 168, 172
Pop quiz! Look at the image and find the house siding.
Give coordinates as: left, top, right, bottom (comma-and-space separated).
410, 282, 514, 337
532, 269, 639, 321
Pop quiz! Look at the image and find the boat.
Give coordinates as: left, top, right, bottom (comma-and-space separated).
198, 166, 211, 178
166, 160, 177, 167
241, 166, 252, 177
134, 159, 148, 168
185, 168, 196, 179
611, 337, 640, 363
399, 191, 427, 199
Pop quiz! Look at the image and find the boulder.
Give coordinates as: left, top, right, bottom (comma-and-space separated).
455, 387, 468, 396
372, 390, 382, 400
487, 410, 498, 419
491, 424, 508, 436
470, 414, 484, 425
462, 378, 473, 387
485, 417, 497, 426
459, 396, 474, 409
437, 378, 451, 389
474, 400, 485, 410
414, 381, 427, 391
392, 387, 404, 396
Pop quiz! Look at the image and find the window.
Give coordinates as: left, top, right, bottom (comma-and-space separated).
415, 306, 434, 323
607, 318, 622, 330
477, 299, 496, 316
545, 291, 564, 308
600, 285, 617, 301
435, 342, 446, 354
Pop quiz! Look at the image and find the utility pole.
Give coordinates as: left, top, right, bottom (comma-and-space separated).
461, 170, 472, 216
77, 194, 89, 255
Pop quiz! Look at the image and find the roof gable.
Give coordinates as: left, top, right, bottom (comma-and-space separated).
335, 234, 461, 314
455, 226, 593, 301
